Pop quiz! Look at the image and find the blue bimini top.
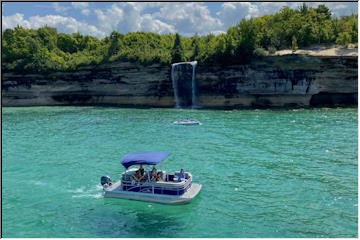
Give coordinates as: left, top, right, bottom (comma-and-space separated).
121, 152, 169, 169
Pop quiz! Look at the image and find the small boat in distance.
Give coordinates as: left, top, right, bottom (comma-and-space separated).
173, 118, 201, 125
101, 152, 202, 204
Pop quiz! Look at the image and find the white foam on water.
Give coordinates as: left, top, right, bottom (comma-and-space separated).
68, 187, 85, 193
74, 187, 85, 193
72, 193, 103, 199
30, 180, 47, 186
234, 188, 239, 191
94, 193, 103, 199
70, 184, 104, 199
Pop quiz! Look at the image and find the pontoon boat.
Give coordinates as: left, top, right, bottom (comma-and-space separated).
100, 152, 202, 204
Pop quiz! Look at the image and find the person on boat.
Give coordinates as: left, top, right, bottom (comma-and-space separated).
156, 172, 163, 182
150, 166, 157, 181
178, 168, 185, 182
134, 165, 145, 182
134, 169, 142, 182
139, 164, 145, 176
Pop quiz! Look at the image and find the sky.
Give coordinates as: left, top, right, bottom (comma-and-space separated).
2, 2, 358, 38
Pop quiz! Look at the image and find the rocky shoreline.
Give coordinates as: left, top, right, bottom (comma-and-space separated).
2, 53, 357, 109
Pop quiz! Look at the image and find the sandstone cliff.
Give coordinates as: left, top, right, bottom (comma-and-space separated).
2, 54, 357, 108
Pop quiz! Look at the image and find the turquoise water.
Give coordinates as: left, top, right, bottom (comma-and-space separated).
2, 107, 358, 237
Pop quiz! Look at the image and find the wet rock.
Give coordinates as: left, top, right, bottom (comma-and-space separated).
2, 55, 357, 108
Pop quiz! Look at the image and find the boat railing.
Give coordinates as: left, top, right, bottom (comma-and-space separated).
121, 173, 192, 195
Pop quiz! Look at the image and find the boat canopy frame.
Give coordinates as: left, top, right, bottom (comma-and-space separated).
121, 151, 169, 169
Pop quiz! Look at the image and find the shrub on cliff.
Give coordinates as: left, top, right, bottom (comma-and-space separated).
1, 4, 358, 73
253, 48, 268, 57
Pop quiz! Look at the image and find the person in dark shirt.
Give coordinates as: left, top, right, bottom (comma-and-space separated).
134, 164, 145, 182
139, 164, 144, 175
151, 166, 157, 181
178, 168, 185, 182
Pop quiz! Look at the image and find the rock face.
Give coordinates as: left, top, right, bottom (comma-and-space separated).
2, 55, 357, 108
2, 62, 173, 107
196, 55, 357, 108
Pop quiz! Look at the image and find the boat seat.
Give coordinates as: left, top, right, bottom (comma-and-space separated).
168, 174, 175, 182
157, 170, 166, 179
122, 171, 136, 182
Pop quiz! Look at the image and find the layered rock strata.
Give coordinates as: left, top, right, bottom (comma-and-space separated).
2, 54, 357, 108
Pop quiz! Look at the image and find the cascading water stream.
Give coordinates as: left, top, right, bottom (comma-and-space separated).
190, 61, 198, 108
171, 63, 180, 108
171, 61, 198, 108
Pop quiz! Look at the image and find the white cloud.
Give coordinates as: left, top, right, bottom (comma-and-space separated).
95, 3, 175, 36
53, 2, 70, 13
217, 2, 260, 28
257, 2, 287, 15
140, 14, 175, 34
71, 2, 91, 16
2, 13, 105, 38
71, 2, 89, 8
94, 5, 124, 35
2, 2, 358, 39
2, 13, 31, 29
94, 2, 222, 36
81, 8, 91, 16
211, 30, 226, 36
154, 3, 223, 36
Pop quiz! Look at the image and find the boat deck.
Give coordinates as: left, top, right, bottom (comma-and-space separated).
104, 182, 202, 204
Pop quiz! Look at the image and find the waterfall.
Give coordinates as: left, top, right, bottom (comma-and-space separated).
171, 61, 198, 108
171, 63, 180, 108
190, 61, 198, 108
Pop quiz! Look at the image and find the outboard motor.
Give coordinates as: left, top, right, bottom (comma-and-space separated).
101, 176, 112, 188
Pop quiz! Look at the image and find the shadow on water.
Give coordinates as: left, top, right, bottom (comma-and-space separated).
79, 197, 200, 237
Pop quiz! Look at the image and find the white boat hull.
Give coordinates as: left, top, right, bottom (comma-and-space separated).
104, 182, 202, 205
173, 121, 201, 125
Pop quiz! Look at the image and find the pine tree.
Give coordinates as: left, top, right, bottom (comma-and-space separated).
171, 33, 184, 63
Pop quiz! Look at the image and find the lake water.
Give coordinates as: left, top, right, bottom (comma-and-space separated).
2, 107, 358, 237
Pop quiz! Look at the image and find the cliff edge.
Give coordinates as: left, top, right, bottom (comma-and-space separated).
2, 53, 358, 108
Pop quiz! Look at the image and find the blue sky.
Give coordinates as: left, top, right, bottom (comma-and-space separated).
2, 2, 358, 38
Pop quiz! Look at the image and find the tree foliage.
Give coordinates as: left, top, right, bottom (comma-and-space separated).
171, 33, 185, 63
2, 5, 358, 73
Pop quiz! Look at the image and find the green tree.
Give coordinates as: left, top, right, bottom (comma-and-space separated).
108, 31, 122, 57
316, 4, 331, 20
171, 33, 185, 63
57, 33, 78, 53
299, 3, 309, 15
1, 5, 358, 73
336, 32, 352, 45
191, 33, 200, 61
37, 26, 57, 50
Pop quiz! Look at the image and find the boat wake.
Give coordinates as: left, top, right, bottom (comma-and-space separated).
28, 180, 48, 186
69, 185, 103, 199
